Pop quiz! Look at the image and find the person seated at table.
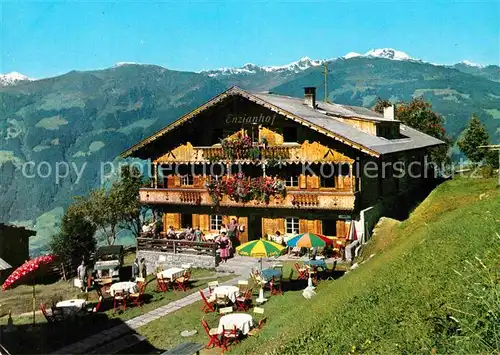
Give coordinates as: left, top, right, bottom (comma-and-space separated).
194, 226, 204, 242
311, 246, 318, 260
179, 225, 194, 240
166, 225, 177, 239
141, 222, 153, 237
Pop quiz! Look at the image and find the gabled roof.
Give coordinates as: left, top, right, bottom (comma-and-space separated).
121, 86, 444, 158
0, 223, 36, 237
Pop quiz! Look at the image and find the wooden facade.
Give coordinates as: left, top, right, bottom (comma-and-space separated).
123, 87, 440, 243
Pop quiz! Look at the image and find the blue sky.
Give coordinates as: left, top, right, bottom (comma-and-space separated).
1, 1, 499, 78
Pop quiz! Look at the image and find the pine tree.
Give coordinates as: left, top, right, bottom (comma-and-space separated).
458, 115, 490, 164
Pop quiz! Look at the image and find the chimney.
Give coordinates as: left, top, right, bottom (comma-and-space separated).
383, 105, 395, 120
304, 87, 316, 108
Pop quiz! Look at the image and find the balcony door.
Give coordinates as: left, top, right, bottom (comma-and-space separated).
248, 215, 262, 241
180, 213, 192, 228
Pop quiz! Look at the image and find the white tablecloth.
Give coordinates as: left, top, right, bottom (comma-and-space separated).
213, 285, 240, 303
159, 268, 185, 281
217, 313, 253, 335
109, 281, 138, 296
56, 299, 86, 309
204, 233, 218, 241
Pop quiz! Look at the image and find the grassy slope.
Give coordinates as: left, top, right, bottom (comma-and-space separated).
234, 178, 499, 354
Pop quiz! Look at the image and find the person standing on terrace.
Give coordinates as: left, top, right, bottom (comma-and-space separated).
228, 218, 239, 247
217, 231, 231, 263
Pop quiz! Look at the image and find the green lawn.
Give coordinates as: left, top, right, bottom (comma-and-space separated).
0, 269, 232, 354
231, 177, 500, 354
139, 177, 500, 354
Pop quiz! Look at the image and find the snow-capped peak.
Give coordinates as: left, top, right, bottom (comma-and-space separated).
0, 72, 34, 87
203, 56, 324, 77
344, 52, 362, 59
343, 48, 414, 61
459, 60, 484, 68
115, 61, 140, 67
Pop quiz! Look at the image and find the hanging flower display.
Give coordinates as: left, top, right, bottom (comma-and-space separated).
205, 173, 286, 205
220, 134, 259, 160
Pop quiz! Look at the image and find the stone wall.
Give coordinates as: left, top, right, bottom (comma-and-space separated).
136, 250, 217, 275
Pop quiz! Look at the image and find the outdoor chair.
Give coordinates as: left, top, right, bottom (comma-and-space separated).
215, 293, 230, 308
40, 303, 64, 323
218, 306, 234, 317
201, 319, 222, 349
290, 247, 301, 257
235, 288, 253, 311
207, 281, 219, 296
100, 277, 113, 294
135, 277, 145, 284
237, 280, 249, 293
87, 296, 103, 313
199, 289, 216, 313
129, 281, 147, 307
221, 325, 240, 350
156, 274, 169, 292
173, 270, 191, 292
270, 276, 283, 296
294, 263, 309, 280
248, 307, 267, 336
113, 290, 127, 312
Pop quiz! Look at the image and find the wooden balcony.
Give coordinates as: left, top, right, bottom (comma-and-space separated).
140, 187, 357, 211
154, 141, 354, 164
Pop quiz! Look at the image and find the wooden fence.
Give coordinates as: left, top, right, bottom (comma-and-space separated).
136, 238, 217, 257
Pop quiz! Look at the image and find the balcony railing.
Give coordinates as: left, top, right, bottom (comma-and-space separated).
160, 144, 302, 163
136, 238, 217, 257
140, 187, 357, 210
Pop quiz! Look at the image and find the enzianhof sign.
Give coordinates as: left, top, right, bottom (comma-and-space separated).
226, 113, 277, 125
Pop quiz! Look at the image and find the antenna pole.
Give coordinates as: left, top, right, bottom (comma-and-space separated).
323, 60, 328, 103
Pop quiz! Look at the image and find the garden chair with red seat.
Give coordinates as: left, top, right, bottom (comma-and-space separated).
221, 325, 240, 350
40, 303, 64, 323
270, 276, 283, 296
173, 270, 191, 291
199, 289, 216, 313
248, 307, 267, 336
129, 281, 146, 307
113, 290, 127, 312
201, 318, 223, 349
156, 274, 169, 292
235, 288, 253, 311
294, 262, 309, 280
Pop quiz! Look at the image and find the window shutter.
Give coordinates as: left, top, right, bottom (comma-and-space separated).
276, 218, 285, 235
299, 175, 307, 189
166, 213, 181, 229
262, 218, 276, 237
336, 220, 346, 238
299, 219, 308, 233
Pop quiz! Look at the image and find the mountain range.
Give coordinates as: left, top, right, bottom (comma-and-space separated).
1, 48, 499, 254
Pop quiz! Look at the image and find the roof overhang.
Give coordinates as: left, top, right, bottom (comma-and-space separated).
120, 86, 382, 158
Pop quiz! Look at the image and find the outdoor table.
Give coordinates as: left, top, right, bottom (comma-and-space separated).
55, 299, 87, 316
204, 233, 218, 241
109, 281, 138, 296
160, 267, 185, 281
304, 259, 327, 270
213, 285, 240, 303
260, 268, 282, 282
217, 313, 253, 335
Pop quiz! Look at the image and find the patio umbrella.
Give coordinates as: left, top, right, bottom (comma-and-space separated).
235, 239, 285, 302
2, 254, 57, 324
286, 232, 334, 248
345, 222, 358, 242
287, 233, 333, 288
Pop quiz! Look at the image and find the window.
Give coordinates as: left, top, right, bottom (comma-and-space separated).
181, 214, 192, 228
320, 176, 336, 188
283, 127, 298, 142
285, 217, 299, 234
322, 219, 337, 237
284, 176, 299, 187
210, 215, 223, 231
180, 174, 194, 186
